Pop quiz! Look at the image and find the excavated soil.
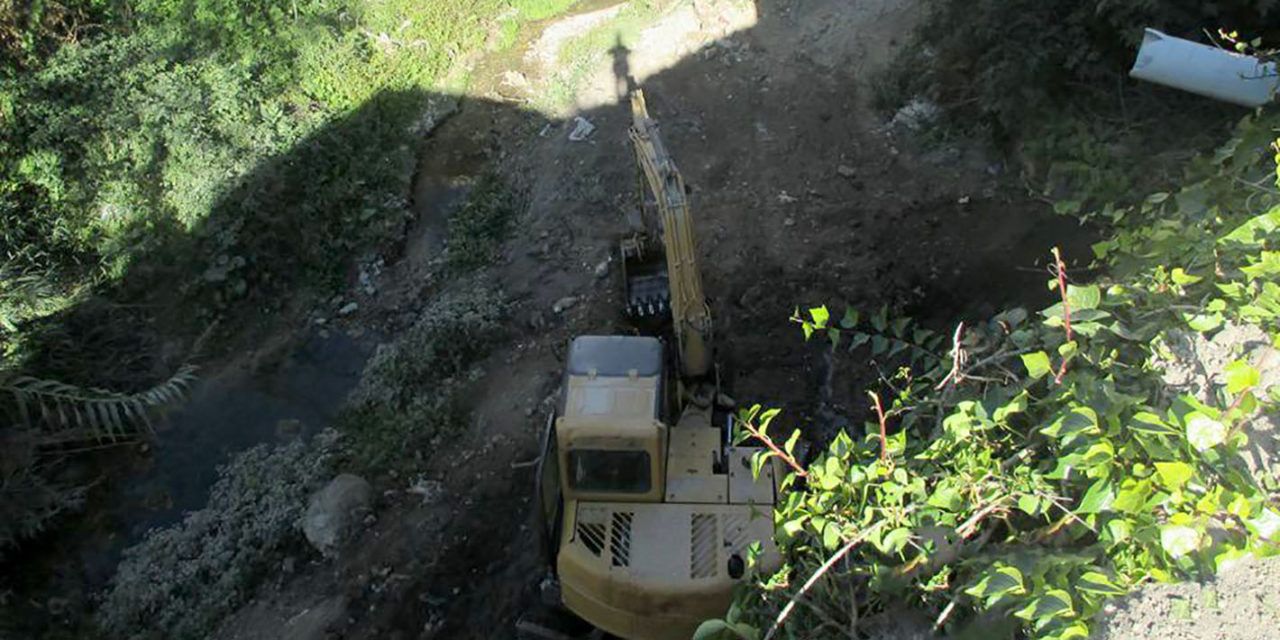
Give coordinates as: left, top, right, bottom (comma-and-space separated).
212, 0, 1103, 638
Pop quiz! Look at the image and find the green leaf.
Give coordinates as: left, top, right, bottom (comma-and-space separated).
1021, 352, 1052, 380
1185, 313, 1224, 332
1170, 268, 1202, 286
871, 335, 890, 356
871, 306, 888, 332
1041, 407, 1099, 446
1221, 205, 1280, 247
1017, 494, 1043, 516
1042, 621, 1090, 640
1128, 412, 1179, 436
1154, 461, 1194, 490
1186, 413, 1228, 451
809, 306, 830, 329
1013, 589, 1075, 622
1077, 479, 1115, 514
1224, 360, 1261, 395
692, 619, 758, 640
965, 565, 1025, 599
1113, 479, 1153, 514
751, 451, 774, 480
1160, 524, 1202, 558
1077, 571, 1126, 596
879, 527, 912, 555
927, 487, 963, 511
1066, 284, 1102, 310
781, 516, 806, 538
783, 429, 801, 456
822, 521, 841, 551
840, 306, 859, 329
820, 456, 843, 490
1245, 508, 1280, 541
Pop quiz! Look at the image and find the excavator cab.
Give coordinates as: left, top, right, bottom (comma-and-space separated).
531, 91, 782, 640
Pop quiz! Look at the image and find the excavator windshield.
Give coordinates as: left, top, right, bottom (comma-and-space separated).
569, 449, 652, 493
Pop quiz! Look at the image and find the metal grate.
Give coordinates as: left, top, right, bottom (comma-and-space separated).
690, 513, 719, 579
609, 511, 634, 567
721, 513, 750, 553
578, 514, 606, 555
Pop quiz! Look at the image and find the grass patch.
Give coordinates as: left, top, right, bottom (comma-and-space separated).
0, 0, 582, 359
513, 0, 583, 21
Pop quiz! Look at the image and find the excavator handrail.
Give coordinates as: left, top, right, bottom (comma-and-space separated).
628, 90, 713, 379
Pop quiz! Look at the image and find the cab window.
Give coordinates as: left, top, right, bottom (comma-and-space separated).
568, 450, 651, 493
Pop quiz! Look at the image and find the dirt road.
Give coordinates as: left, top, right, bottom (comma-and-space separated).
213, 1, 1095, 638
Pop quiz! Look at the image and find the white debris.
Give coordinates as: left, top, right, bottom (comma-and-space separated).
338, 302, 359, 316
553, 296, 579, 314
889, 97, 941, 132
568, 117, 596, 142
407, 477, 445, 506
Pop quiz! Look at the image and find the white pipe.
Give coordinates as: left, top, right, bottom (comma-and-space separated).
1130, 28, 1279, 107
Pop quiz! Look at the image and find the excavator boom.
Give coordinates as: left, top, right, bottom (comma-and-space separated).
627, 90, 713, 379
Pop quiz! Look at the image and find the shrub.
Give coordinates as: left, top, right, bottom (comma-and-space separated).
341, 284, 507, 473
713, 107, 1280, 640
97, 431, 338, 640
446, 175, 521, 272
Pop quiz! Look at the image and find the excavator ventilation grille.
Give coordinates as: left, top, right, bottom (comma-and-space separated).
577, 520, 607, 557
721, 513, 750, 553
609, 511, 633, 567
690, 513, 718, 579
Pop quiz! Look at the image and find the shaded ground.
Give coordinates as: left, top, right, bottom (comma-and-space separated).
213, 1, 1097, 639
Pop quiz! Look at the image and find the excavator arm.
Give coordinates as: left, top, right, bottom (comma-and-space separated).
626, 90, 713, 379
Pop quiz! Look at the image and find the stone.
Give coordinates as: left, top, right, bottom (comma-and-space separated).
303, 474, 374, 556
338, 302, 359, 316
593, 259, 610, 279
552, 296, 578, 314
837, 165, 857, 178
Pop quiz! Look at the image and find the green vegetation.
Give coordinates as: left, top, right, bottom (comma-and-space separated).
0, 0, 563, 599
446, 175, 522, 272
709, 4, 1280, 639
339, 285, 507, 475
1, 0, 574, 363
716, 116, 1280, 640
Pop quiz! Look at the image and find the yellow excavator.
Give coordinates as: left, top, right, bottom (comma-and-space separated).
532, 91, 781, 640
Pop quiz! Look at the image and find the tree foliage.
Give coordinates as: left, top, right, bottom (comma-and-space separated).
710, 113, 1280, 639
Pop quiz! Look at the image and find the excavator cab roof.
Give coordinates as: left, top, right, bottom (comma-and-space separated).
566, 336, 663, 378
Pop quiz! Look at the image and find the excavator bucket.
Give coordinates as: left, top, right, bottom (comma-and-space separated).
621, 235, 670, 321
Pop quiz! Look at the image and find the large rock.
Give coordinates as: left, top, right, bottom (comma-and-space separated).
302, 474, 373, 556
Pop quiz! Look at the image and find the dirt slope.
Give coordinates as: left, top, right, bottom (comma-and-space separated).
214, 1, 1097, 638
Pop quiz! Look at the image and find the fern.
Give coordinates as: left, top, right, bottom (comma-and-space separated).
2, 365, 197, 444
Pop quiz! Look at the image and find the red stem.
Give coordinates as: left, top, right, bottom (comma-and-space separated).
1052, 247, 1073, 384
871, 392, 889, 462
